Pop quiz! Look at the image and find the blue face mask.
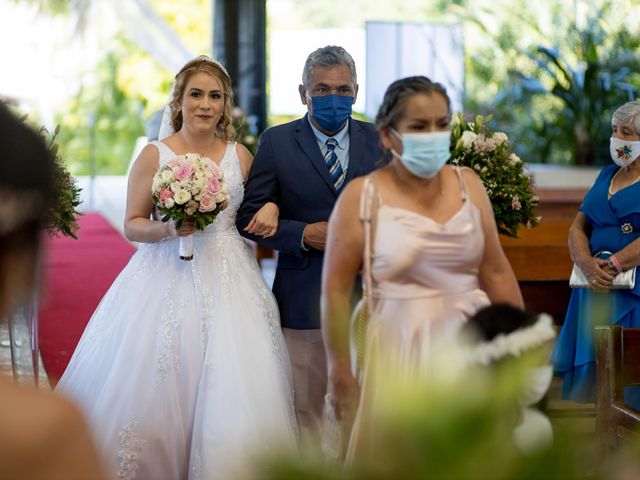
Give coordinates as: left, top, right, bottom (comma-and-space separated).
309, 94, 353, 132
391, 129, 451, 179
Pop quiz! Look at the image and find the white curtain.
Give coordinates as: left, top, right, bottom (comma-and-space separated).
365, 21, 464, 118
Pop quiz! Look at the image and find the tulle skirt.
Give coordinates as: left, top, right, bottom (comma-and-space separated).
56, 230, 297, 479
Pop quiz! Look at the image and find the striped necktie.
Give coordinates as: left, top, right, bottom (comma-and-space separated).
325, 138, 346, 191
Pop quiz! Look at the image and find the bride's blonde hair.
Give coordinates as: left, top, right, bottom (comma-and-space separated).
169, 56, 237, 142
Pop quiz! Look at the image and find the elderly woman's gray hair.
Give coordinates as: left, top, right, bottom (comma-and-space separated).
301, 45, 357, 88
612, 100, 640, 135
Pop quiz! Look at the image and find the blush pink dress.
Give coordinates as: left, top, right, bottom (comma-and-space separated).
347, 167, 491, 458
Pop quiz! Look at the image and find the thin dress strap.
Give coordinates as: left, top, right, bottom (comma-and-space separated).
359, 177, 373, 221
453, 166, 468, 202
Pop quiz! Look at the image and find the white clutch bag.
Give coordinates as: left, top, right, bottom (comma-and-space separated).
569, 251, 636, 289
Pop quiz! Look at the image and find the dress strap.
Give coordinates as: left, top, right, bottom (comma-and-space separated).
453, 166, 468, 202
149, 140, 177, 166
359, 176, 380, 222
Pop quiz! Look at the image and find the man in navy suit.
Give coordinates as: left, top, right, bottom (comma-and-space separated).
237, 45, 380, 440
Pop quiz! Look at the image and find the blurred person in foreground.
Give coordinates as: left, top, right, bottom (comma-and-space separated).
321, 75, 523, 460
0, 103, 106, 479
552, 100, 640, 409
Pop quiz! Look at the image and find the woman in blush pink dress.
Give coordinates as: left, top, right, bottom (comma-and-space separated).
321, 76, 523, 459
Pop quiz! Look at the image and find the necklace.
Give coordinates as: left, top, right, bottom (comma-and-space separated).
608, 167, 640, 197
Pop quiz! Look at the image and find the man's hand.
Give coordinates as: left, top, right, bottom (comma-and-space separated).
303, 221, 328, 250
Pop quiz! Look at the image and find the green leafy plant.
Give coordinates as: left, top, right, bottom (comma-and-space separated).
38, 124, 82, 239
456, 1, 640, 166
8, 105, 82, 239
499, 11, 639, 165
449, 113, 539, 237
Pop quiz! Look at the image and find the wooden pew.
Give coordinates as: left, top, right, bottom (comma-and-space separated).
595, 325, 640, 456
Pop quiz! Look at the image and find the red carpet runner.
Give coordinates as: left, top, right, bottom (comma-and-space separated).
39, 212, 136, 385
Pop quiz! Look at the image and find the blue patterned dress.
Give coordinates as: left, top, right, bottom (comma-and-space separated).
552, 164, 640, 408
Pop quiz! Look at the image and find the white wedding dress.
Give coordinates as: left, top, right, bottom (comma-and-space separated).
56, 141, 297, 480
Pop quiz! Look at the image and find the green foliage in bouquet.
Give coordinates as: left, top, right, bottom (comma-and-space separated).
232, 107, 258, 156
449, 113, 539, 238
38, 124, 82, 239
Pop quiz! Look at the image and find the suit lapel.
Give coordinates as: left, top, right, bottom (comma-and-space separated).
295, 115, 337, 194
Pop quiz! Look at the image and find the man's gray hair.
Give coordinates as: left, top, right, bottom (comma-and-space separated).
612, 100, 640, 135
302, 45, 357, 88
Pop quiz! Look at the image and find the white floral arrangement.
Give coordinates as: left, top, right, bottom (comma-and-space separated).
152, 153, 229, 259
449, 113, 540, 237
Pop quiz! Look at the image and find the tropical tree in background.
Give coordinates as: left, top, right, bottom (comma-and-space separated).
455, 0, 640, 165
13, 0, 210, 175
13, 0, 640, 172
55, 40, 148, 175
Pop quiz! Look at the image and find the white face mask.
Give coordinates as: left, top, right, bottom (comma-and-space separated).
519, 365, 553, 407
610, 137, 640, 168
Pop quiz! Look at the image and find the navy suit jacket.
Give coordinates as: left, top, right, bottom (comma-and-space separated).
237, 115, 381, 329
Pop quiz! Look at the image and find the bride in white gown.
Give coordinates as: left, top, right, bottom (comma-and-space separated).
56, 56, 297, 480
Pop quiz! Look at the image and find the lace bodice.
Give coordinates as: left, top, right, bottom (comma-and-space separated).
152, 141, 244, 235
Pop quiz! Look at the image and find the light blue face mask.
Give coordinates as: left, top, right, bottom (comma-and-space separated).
391, 129, 452, 179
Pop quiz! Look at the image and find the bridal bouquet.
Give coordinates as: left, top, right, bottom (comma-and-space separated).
449, 113, 540, 238
152, 153, 229, 260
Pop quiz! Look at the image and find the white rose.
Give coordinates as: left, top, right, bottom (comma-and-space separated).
164, 197, 175, 208
461, 131, 477, 149
215, 192, 226, 203
221, 182, 229, 194
509, 153, 522, 165
161, 169, 174, 182
151, 177, 162, 193
493, 132, 508, 145
174, 189, 192, 205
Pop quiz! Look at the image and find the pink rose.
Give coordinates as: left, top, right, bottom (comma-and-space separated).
176, 162, 194, 181
159, 188, 174, 204
199, 195, 216, 212
207, 177, 221, 195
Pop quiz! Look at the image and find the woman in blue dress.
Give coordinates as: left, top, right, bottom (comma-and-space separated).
552, 100, 640, 408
